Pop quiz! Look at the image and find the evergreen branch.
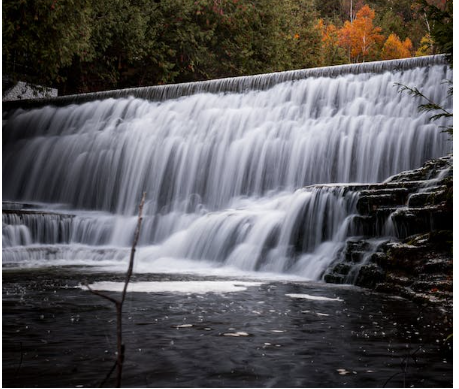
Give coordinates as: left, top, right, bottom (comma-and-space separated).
428, 112, 452, 122
395, 82, 452, 121
440, 126, 453, 135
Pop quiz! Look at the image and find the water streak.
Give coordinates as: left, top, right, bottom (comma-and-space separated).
2, 56, 452, 279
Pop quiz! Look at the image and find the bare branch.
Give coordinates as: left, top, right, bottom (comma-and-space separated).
121, 191, 146, 305
99, 360, 118, 388
86, 191, 147, 388
86, 283, 119, 305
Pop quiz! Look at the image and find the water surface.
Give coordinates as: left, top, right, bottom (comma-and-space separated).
2, 268, 452, 387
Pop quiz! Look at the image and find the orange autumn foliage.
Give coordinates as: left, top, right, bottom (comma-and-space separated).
338, 5, 384, 62
316, 19, 340, 51
316, 19, 346, 65
381, 34, 413, 60
322, 23, 339, 47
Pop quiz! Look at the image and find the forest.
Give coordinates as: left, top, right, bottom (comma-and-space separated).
2, 0, 452, 95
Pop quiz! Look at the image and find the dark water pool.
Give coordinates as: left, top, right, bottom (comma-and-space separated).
2, 269, 453, 387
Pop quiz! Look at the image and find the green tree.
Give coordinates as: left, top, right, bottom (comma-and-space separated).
3, 0, 387, 94
377, 10, 406, 40
3, 0, 93, 86
396, 0, 453, 136
284, 0, 323, 70
63, 0, 167, 92
417, 0, 452, 64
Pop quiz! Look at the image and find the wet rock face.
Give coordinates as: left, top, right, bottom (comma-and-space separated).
385, 156, 453, 183
354, 156, 452, 240
354, 264, 385, 289
374, 231, 452, 304
323, 155, 452, 314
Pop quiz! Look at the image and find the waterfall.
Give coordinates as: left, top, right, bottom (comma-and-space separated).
2, 56, 452, 279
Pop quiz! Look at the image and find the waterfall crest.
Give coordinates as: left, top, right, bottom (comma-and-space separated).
3, 55, 448, 109
2, 57, 452, 279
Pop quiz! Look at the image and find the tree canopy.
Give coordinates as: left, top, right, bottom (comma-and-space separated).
2, 0, 452, 94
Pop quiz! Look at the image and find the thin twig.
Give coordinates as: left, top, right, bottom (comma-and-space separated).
383, 371, 403, 388
87, 192, 146, 388
121, 191, 146, 305
116, 191, 146, 387
86, 283, 119, 305
99, 360, 118, 388
14, 342, 23, 378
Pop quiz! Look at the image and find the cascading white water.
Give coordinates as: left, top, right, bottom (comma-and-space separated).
2, 57, 452, 279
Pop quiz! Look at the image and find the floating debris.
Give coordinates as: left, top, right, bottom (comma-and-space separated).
221, 331, 251, 337
172, 324, 193, 329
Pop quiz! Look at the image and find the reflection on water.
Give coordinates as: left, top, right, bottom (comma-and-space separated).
2, 270, 452, 388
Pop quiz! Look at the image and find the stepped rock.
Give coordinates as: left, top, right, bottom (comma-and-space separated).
323, 155, 452, 315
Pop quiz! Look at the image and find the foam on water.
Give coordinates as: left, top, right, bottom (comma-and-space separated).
285, 293, 343, 301
83, 280, 263, 294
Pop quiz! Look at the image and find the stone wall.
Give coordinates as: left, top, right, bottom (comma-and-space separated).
3, 80, 58, 101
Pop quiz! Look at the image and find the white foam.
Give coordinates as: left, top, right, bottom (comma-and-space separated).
133, 255, 309, 282
285, 293, 343, 301
83, 280, 263, 294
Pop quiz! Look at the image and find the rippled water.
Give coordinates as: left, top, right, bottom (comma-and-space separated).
2, 269, 452, 388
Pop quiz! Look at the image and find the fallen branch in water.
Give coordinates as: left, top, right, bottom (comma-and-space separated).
86, 192, 146, 387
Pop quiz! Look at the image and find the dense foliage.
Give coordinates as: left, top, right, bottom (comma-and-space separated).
2, 0, 452, 94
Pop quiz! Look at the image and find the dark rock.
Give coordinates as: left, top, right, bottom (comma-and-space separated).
359, 187, 409, 197
344, 240, 370, 256
384, 274, 412, 286
389, 205, 452, 239
321, 155, 452, 316
323, 273, 345, 284
2, 201, 46, 210
411, 279, 453, 293
354, 264, 385, 288
384, 156, 452, 183
407, 189, 445, 207
356, 192, 407, 214
333, 262, 352, 275
423, 258, 453, 273
352, 212, 393, 237
2, 209, 75, 218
